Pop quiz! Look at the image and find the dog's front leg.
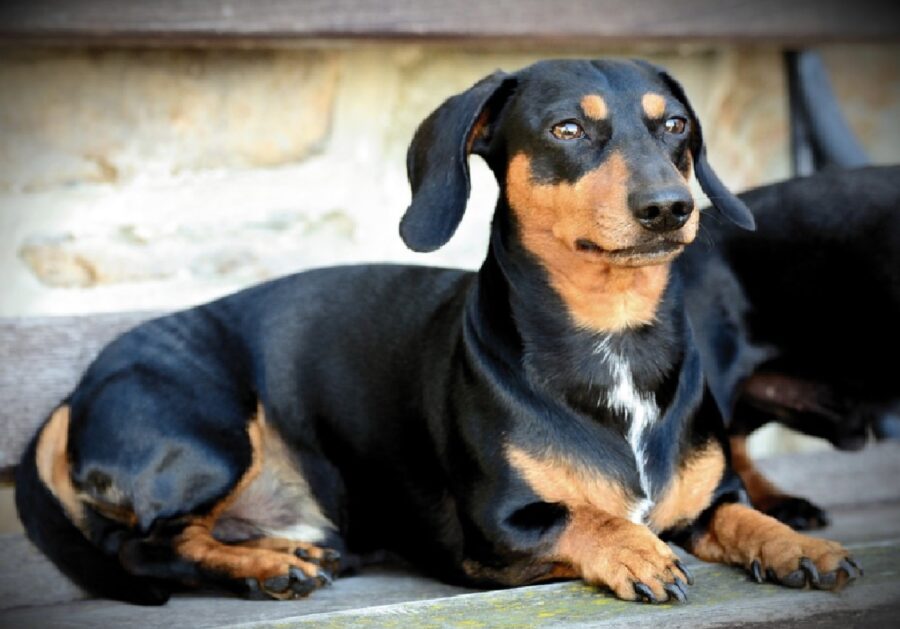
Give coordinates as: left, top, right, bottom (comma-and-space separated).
685, 502, 861, 589
554, 505, 692, 602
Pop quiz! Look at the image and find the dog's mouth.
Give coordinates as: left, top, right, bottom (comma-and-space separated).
574, 238, 685, 265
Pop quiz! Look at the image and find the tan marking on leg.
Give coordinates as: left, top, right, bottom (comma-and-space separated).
220, 414, 335, 543
555, 506, 689, 600
506, 445, 633, 517
649, 441, 725, 532
690, 502, 854, 588
581, 94, 608, 120
730, 435, 788, 512
236, 537, 328, 561
642, 93, 666, 119
176, 524, 320, 579
35, 406, 86, 531
209, 403, 265, 521
172, 404, 325, 597
505, 153, 691, 332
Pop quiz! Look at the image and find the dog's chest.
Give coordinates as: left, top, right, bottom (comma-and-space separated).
594, 339, 660, 523
508, 343, 669, 527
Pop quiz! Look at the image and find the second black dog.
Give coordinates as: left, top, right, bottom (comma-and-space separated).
682, 165, 900, 529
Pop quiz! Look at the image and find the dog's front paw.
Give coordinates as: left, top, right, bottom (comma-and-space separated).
746, 534, 861, 590
573, 518, 692, 603
691, 503, 861, 592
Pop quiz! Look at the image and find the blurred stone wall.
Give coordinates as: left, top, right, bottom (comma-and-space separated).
1, 43, 896, 318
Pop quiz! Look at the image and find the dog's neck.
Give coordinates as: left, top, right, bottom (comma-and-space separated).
470, 203, 686, 413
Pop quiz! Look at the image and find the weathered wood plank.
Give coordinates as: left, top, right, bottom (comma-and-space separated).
242, 541, 900, 628
1, 0, 898, 46
233, 541, 900, 629
4, 442, 897, 614
0, 312, 157, 474
0, 539, 896, 628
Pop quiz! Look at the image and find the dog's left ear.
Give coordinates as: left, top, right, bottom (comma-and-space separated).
637, 61, 756, 231
400, 71, 517, 252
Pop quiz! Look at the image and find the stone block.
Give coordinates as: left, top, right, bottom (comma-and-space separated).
0, 49, 340, 191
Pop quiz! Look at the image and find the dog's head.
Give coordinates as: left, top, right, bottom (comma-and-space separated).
400, 58, 754, 261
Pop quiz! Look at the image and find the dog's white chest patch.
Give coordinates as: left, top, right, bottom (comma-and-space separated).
594, 339, 659, 523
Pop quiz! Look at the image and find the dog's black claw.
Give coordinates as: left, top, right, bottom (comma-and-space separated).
781, 569, 807, 588
750, 560, 764, 583
817, 558, 860, 590
264, 574, 291, 593
295, 548, 312, 560
799, 557, 820, 587
847, 557, 864, 576
290, 580, 316, 596
838, 558, 860, 580
316, 570, 334, 587
288, 567, 316, 596
322, 549, 342, 562
288, 566, 307, 581
664, 581, 687, 603
818, 570, 838, 589
633, 582, 658, 603
245, 578, 268, 600
675, 559, 694, 586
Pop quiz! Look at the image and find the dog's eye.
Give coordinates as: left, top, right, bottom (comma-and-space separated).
550, 121, 585, 140
664, 116, 687, 135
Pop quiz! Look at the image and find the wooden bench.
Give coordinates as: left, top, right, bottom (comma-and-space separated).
2, 1, 899, 626
1, 0, 897, 46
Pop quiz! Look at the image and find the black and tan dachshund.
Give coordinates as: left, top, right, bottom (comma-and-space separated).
16, 59, 861, 605
682, 164, 900, 530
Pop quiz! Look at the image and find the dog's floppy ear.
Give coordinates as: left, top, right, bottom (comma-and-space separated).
400, 71, 517, 252
637, 61, 756, 231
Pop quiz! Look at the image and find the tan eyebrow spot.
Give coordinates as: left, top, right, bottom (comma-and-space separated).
642, 93, 666, 119
580, 94, 608, 120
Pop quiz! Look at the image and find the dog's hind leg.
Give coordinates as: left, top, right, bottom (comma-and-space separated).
730, 435, 829, 530
170, 525, 335, 599
117, 405, 343, 600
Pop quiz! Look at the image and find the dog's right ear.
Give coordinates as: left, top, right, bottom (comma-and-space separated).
400, 71, 517, 252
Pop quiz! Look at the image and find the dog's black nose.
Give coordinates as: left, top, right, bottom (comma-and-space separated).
630, 187, 694, 233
